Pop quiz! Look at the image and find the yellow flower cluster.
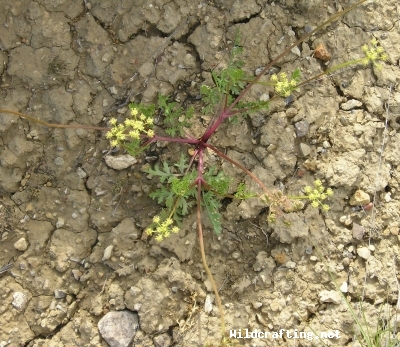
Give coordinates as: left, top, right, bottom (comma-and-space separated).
145, 215, 180, 242
270, 72, 298, 98
106, 108, 154, 147
362, 38, 388, 70
303, 179, 333, 212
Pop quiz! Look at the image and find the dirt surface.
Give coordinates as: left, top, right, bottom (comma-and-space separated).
1, 0, 400, 346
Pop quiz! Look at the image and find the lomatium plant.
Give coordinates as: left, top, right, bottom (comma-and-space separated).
0, 0, 385, 343
101, 14, 386, 343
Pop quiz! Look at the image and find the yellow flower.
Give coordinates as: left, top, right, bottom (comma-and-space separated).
109, 118, 117, 125
131, 108, 138, 116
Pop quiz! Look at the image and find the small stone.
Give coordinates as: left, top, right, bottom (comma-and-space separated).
14, 238, 28, 251
368, 245, 375, 252
352, 223, 364, 240
109, 86, 118, 95
56, 217, 65, 229
318, 290, 341, 304
348, 245, 354, 253
252, 302, 263, 309
102, 53, 110, 62
54, 157, 64, 166
204, 294, 213, 313
12, 292, 29, 311
310, 256, 318, 261
291, 46, 301, 56
98, 311, 139, 347
339, 282, 348, 293
103, 99, 108, 107
349, 190, 370, 206
102, 245, 114, 261
153, 334, 172, 347
294, 120, 309, 137
384, 192, 392, 202
299, 143, 311, 157
76, 167, 87, 179
357, 247, 371, 260
286, 261, 296, 269
341, 99, 362, 110
72, 269, 82, 281
260, 93, 269, 102
286, 107, 297, 118
105, 155, 137, 170
322, 140, 331, 148
54, 289, 66, 299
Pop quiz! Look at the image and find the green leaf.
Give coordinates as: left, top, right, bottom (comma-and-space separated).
202, 191, 223, 235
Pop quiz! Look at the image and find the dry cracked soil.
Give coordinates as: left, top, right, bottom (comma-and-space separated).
1, 0, 400, 346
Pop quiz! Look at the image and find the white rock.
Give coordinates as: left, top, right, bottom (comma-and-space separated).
14, 238, 28, 251
310, 256, 318, 261
102, 245, 114, 261
349, 190, 370, 206
341, 99, 362, 110
204, 294, 214, 313
56, 217, 65, 229
105, 155, 137, 170
12, 292, 28, 311
286, 261, 296, 269
357, 247, 371, 260
368, 245, 375, 252
339, 282, 348, 293
318, 290, 342, 304
252, 301, 263, 309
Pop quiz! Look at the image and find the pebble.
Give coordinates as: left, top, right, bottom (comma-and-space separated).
286, 107, 297, 118
12, 292, 29, 311
204, 294, 213, 313
56, 217, 65, 229
349, 190, 370, 206
340, 99, 362, 110
339, 282, 348, 293
153, 334, 172, 347
286, 261, 296, 269
352, 223, 364, 240
98, 311, 139, 347
14, 238, 28, 251
368, 245, 375, 252
357, 247, 371, 260
105, 155, 138, 170
299, 143, 311, 157
310, 256, 318, 261
319, 290, 341, 304
252, 302, 263, 309
72, 269, 82, 281
294, 120, 309, 137
102, 245, 114, 261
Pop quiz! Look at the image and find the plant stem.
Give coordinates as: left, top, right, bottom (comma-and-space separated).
0, 109, 109, 131
196, 179, 226, 338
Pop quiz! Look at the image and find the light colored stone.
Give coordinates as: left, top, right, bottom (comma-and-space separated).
286, 261, 296, 269
98, 311, 139, 347
105, 155, 137, 170
300, 143, 311, 157
12, 292, 29, 311
339, 282, 348, 293
102, 245, 114, 261
318, 290, 342, 304
349, 190, 370, 206
14, 237, 28, 251
357, 247, 371, 260
341, 99, 362, 110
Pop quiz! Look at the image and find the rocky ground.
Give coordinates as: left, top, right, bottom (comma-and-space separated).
1, 0, 400, 346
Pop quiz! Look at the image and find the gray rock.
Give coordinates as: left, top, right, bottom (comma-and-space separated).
98, 311, 139, 347
294, 120, 309, 137
154, 333, 172, 347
